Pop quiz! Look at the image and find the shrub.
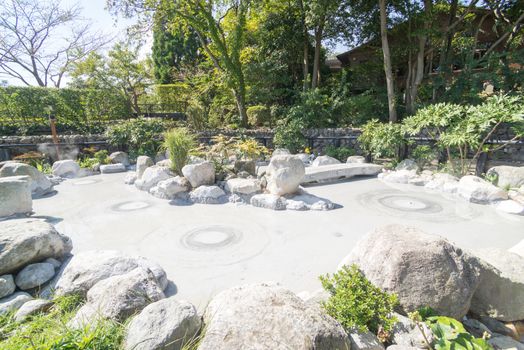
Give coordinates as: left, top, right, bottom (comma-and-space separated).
247, 105, 271, 127
287, 90, 333, 128
163, 128, 197, 175
320, 264, 399, 335
411, 145, 436, 170
332, 90, 390, 126
359, 119, 406, 161
324, 145, 355, 162
235, 137, 269, 161
106, 118, 167, 159
94, 150, 111, 165
273, 118, 306, 153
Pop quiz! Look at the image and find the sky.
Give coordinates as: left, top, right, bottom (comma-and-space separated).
2, 0, 349, 86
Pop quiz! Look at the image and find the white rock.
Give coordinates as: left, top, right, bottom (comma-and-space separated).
509, 240, 524, 258
382, 170, 418, 184
135, 166, 173, 191
424, 173, 459, 193
198, 283, 351, 350
494, 200, 524, 215
51, 160, 80, 178
250, 194, 286, 210
0, 219, 72, 275
396, 159, 419, 171
225, 178, 261, 195
155, 159, 172, 168
0, 176, 32, 217
136, 156, 154, 179
109, 152, 129, 167
52, 250, 168, 297
149, 176, 189, 199
347, 156, 366, 164
0, 275, 15, 299
349, 330, 385, 350
457, 175, 508, 203
296, 153, 312, 164
470, 249, 524, 321
285, 191, 335, 211
272, 148, 290, 157
340, 224, 481, 319
304, 163, 382, 183
182, 161, 215, 188
70, 268, 165, 327
14, 299, 53, 322
100, 163, 126, 174
486, 166, 524, 189
15, 263, 55, 290
0, 162, 53, 196
266, 155, 305, 195
124, 298, 201, 350
124, 172, 137, 185
508, 190, 524, 205
189, 185, 226, 204
0, 292, 32, 315
312, 155, 341, 167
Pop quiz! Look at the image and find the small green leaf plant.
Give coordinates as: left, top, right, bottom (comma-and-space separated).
319, 264, 399, 338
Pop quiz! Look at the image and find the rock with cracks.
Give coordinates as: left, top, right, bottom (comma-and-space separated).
265, 155, 305, 196
124, 297, 201, 350
198, 283, 351, 350
340, 224, 481, 319
0, 162, 53, 196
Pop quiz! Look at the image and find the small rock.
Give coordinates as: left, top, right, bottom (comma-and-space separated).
136, 156, 154, 179
234, 160, 256, 176
124, 298, 201, 350
488, 335, 524, 350
347, 156, 366, 164
424, 173, 459, 193
312, 155, 341, 167
0, 275, 15, 299
250, 194, 286, 210
109, 152, 130, 167
382, 170, 418, 184
0, 292, 32, 315
14, 299, 53, 322
348, 330, 385, 350
391, 313, 434, 348
100, 163, 126, 174
396, 159, 418, 171
51, 160, 80, 178
149, 176, 189, 199
479, 316, 515, 338
225, 178, 261, 196
124, 172, 137, 185
135, 166, 173, 191
463, 317, 492, 338
189, 185, 227, 204
15, 263, 55, 290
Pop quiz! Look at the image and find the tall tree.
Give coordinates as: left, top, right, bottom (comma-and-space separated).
0, 0, 108, 87
379, 0, 397, 122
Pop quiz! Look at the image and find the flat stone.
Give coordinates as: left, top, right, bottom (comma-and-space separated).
225, 178, 261, 196
0, 275, 15, 299
0, 176, 32, 217
0, 291, 32, 315
100, 163, 126, 174
189, 185, 226, 204
15, 263, 55, 290
14, 299, 53, 322
250, 194, 286, 210
303, 163, 382, 184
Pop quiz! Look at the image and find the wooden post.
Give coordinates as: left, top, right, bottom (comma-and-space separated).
49, 114, 60, 160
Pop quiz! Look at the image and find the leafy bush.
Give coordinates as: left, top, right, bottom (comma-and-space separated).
273, 118, 306, 153
320, 264, 399, 335
235, 137, 269, 161
332, 90, 390, 126
163, 128, 197, 175
324, 145, 355, 162
0, 294, 125, 349
287, 90, 333, 128
247, 105, 271, 127
94, 150, 111, 165
106, 118, 167, 159
359, 119, 406, 161
411, 145, 436, 170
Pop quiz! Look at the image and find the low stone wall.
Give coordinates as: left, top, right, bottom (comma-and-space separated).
1, 128, 522, 162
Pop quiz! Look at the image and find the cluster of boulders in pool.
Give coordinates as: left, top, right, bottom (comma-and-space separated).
1, 218, 524, 350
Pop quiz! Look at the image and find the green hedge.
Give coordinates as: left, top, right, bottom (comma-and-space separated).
0, 86, 132, 135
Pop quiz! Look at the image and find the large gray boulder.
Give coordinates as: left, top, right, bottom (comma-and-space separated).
52, 250, 168, 297
340, 225, 481, 319
135, 166, 173, 191
0, 219, 72, 275
109, 151, 130, 167
15, 262, 55, 290
312, 155, 341, 167
51, 159, 80, 178
0, 162, 53, 196
0, 291, 32, 315
124, 298, 201, 350
0, 275, 15, 299
149, 176, 189, 200
0, 176, 32, 217
182, 161, 215, 188
70, 268, 165, 327
457, 175, 508, 203
136, 156, 154, 179
486, 166, 524, 189
470, 248, 524, 322
266, 155, 305, 195
189, 185, 226, 204
198, 283, 351, 350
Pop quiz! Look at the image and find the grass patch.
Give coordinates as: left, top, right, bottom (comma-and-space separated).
0, 294, 126, 350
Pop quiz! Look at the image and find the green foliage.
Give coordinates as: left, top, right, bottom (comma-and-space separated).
332, 90, 390, 126
411, 145, 436, 170
320, 265, 399, 335
424, 316, 492, 350
359, 119, 406, 161
247, 105, 271, 127
163, 128, 197, 175
0, 294, 125, 349
235, 137, 269, 160
324, 145, 355, 162
106, 118, 168, 159
273, 118, 306, 153
287, 90, 333, 128
94, 150, 111, 165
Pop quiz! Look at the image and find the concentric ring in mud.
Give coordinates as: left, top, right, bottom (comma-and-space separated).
111, 200, 152, 212
181, 225, 242, 251
357, 189, 480, 223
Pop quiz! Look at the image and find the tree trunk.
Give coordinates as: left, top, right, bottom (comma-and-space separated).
311, 19, 324, 89
297, 0, 309, 91
379, 0, 397, 122
233, 75, 248, 127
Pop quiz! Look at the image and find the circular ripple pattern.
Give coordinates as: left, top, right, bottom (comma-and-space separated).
111, 201, 151, 212
357, 189, 480, 223
181, 225, 242, 251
